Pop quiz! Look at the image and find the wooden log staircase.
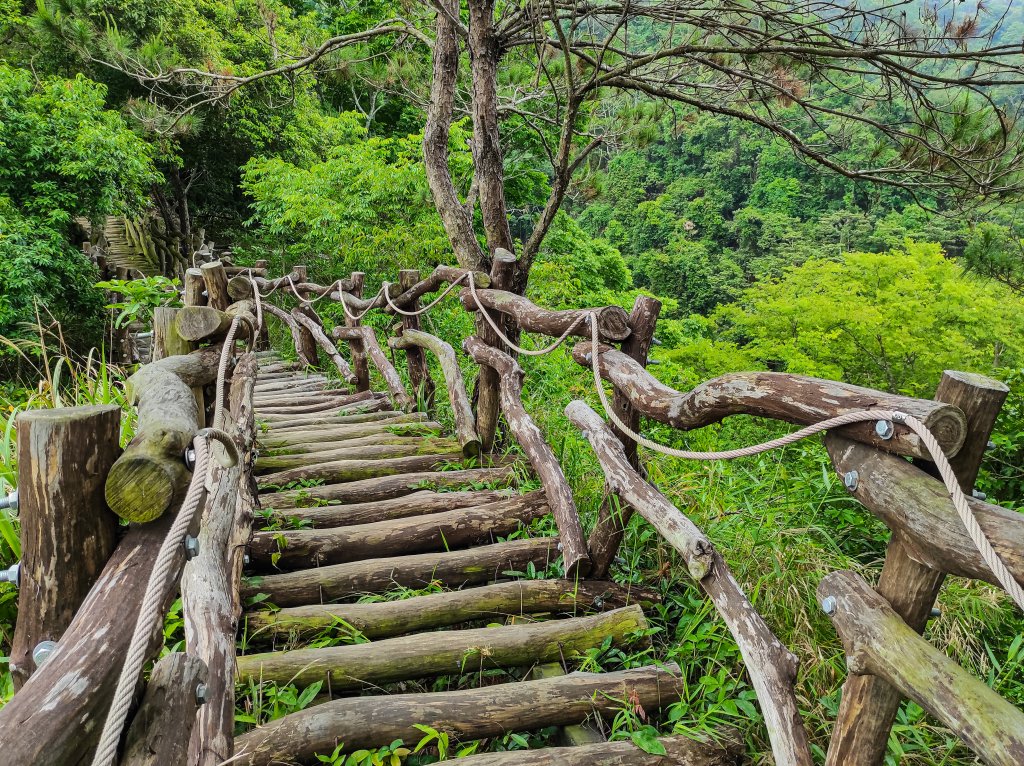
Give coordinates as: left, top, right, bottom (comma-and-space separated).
232, 350, 735, 764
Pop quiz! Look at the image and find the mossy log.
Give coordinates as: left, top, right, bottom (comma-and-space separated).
260, 424, 443, 454
238, 606, 648, 691
452, 736, 742, 765
258, 466, 516, 510
256, 451, 465, 488
254, 438, 462, 473
460, 288, 631, 342
567, 400, 813, 766
248, 490, 549, 569
256, 396, 375, 417
10, 406, 120, 689
241, 537, 560, 607
105, 348, 222, 522
263, 410, 407, 434
253, 393, 353, 410
121, 653, 208, 766
233, 664, 685, 765
258, 397, 391, 430
200, 261, 230, 310
820, 571, 1024, 765
465, 337, 590, 578
244, 578, 654, 642
573, 343, 968, 461
291, 309, 357, 385
390, 328, 480, 456
333, 325, 414, 411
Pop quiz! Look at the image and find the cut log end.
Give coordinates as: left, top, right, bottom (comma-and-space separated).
105, 455, 183, 523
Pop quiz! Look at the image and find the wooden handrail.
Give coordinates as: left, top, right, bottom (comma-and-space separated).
460, 288, 631, 342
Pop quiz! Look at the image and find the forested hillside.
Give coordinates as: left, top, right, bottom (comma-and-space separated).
2, 0, 1024, 763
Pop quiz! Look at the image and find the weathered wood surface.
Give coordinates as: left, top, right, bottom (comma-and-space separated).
566, 400, 813, 766
258, 417, 435, 450
261, 303, 316, 367
256, 462, 516, 512
826, 436, 1024, 587
382, 264, 489, 310
256, 451, 464, 488
344, 271, 371, 391
105, 348, 222, 522
257, 398, 391, 429
820, 571, 1024, 766
238, 605, 648, 689
248, 491, 549, 569
465, 337, 591, 578
0, 514, 182, 765
153, 307, 191, 360
260, 426, 442, 454
176, 306, 234, 342
389, 328, 481, 456
474, 249, 518, 453
233, 665, 685, 765
263, 410, 422, 435
291, 309, 357, 385
244, 578, 653, 642
182, 353, 257, 766
825, 370, 1009, 766
184, 268, 207, 306
121, 653, 208, 766
261, 488, 511, 527
453, 736, 742, 765
241, 537, 560, 607
589, 295, 661, 578
289, 305, 321, 368
333, 325, 414, 411
226, 269, 305, 301
9, 406, 120, 689
254, 438, 460, 473
461, 288, 632, 342
395, 269, 436, 407
200, 260, 231, 310
573, 343, 968, 461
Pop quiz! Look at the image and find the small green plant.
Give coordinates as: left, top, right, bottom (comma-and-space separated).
95, 276, 182, 328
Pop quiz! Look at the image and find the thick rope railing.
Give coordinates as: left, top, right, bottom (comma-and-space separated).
382, 274, 469, 317
90, 426, 239, 766
467, 277, 587, 356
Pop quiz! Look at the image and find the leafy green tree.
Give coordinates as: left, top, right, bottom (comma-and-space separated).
0, 65, 159, 357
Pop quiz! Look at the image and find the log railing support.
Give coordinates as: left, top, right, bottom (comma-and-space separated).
346, 271, 371, 391
291, 309, 357, 385
388, 328, 480, 456
184, 268, 206, 306
587, 295, 661, 577
820, 571, 1024, 766
398, 269, 436, 409
464, 336, 591, 577
200, 261, 231, 311
9, 405, 121, 690
474, 249, 517, 452
261, 303, 316, 368
825, 370, 1008, 766
567, 400, 814, 766
333, 326, 414, 412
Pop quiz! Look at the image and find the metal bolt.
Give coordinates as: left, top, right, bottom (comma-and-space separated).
874, 420, 895, 440
0, 490, 18, 511
184, 447, 197, 471
243, 554, 251, 566
184, 535, 200, 560
821, 596, 837, 616
32, 640, 58, 667
0, 563, 20, 587
843, 470, 859, 492
986, 440, 996, 452
930, 607, 942, 619
195, 683, 209, 705
972, 489, 987, 501
593, 596, 605, 609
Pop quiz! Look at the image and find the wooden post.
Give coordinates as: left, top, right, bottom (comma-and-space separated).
152, 307, 190, 360
475, 249, 517, 452
200, 261, 230, 311
121, 653, 209, 766
826, 370, 1008, 766
8, 406, 121, 690
587, 295, 661, 577
397, 269, 435, 409
184, 268, 207, 306
346, 272, 371, 391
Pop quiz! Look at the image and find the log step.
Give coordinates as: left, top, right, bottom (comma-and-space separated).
237, 604, 648, 689
252, 437, 463, 474
241, 537, 561, 607
247, 490, 551, 569
244, 578, 655, 642
256, 451, 466, 488
233, 665, 687, 765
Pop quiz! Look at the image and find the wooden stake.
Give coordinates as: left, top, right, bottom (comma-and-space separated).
825, 370, 1008, 766
397, 269, 435, 408
200, 261, 230, 310
9, 405, 121, 689
475, 248, 517, 452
